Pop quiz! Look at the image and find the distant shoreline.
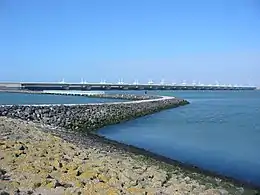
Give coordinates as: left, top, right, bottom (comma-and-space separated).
0, 81, 257, 91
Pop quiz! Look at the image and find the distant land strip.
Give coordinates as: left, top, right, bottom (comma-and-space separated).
0, 81, 257, 91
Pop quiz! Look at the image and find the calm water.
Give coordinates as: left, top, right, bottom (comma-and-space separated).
98, 90, 260, 186
0, 92, 125, 105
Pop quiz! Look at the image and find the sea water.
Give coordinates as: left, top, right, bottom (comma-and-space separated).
98, 90, 260, 186
0, 92, 125, 105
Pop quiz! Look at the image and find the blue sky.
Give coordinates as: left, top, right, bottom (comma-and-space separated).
0, 0, 259, 85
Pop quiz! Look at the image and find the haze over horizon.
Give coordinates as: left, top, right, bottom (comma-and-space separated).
0, 0, 259, 86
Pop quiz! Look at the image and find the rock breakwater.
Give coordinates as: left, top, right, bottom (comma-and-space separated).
1, 117, 250, 195
0, 95, 188, 132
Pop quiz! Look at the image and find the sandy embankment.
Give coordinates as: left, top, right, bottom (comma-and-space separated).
0, 117, 256, 195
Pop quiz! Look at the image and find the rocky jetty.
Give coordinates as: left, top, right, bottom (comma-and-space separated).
0, 96, 188, 132
87, 93, 160, 100
1, 117, 252, 195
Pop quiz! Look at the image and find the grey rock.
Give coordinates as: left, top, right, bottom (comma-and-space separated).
0, 94, 188, 133
218, 189, 229, 195
0, 191, 10, 195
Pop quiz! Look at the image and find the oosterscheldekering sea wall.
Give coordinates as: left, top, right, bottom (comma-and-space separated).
0, 94, 189, 132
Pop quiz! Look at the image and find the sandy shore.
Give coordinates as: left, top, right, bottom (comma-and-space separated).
0, 117, 258, 195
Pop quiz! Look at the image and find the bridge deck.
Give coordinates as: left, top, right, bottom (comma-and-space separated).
0, 82, 256, 91
21, 83, 256, 91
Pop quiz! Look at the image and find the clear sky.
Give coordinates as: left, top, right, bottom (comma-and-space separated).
0, 0, 260, 85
